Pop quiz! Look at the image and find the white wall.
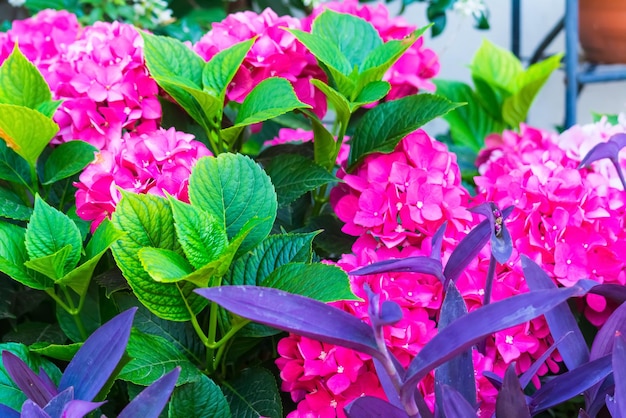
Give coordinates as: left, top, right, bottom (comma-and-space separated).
398, 0, 626, 133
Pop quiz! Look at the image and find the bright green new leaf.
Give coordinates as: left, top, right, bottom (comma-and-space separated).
36, 100, 63, 118
221, 367, 282, 418
188, 154, 277, 256
0, 222, 52, 290
469, 39, 523, 93
234, 78, 311, 127
0, 140, 30, 186
0, 104, 59, 168
29, 342, 81, 362
42, 140, 98, 185
170, 374, 231, 418
119, 330, 202, 386
347, 94, 461, 170
203, 38, 256, 99
139, 247, 194, 283
24, 245, 73, 281
310, 79, 350, 122
261, 262, 357, 302
220, 126, 244, 149
0, 187, 32, 220
25, 196, 82, 276
111, 191, 206, 321
350, 80, 391, 112
0, 44, 51, 109
309, 113, 339, 171
169, 197, 228, 269
265, 154, 337, 207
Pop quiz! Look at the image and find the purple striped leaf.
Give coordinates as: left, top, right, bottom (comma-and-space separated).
58, 307, 137, 401
351, 257, 444, 284
529, 354, 613, 415
60, 399, 106, 417
613, 334, 626, 418
401, 282, 593, 395
519, 332, 570, 389
430, 222, 447, 260
0, 405, 19, 418
606, 395, 619, 418
194, 286, 381, 358
522, 255, 589, 370
443, 219, 490, 284
588, 284, 626, 304
21, 400, 50, 418
579, 133, 626, 190
440, 385, 476, 418
495, 363, 531, 418
586, 376, 614, 417
373, 358, 403, 410
482, 371, 502, 390
591, 303, 626, 360
344, 396, 409, 418
467, 203, 513, 264
1, 351, 56, 407
118, 367, 180, 418
43, 387, 74, 417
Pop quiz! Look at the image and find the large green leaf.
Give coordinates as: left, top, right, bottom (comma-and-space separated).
234, 78, 310, 127
29, 342, 81, 362
0, 343, 62, 411
260, 262, 356, 302
0, 222, 52, 290
347, 94, 461, 170
138, 247, 194, 283
264, 154, 337, 207
0, 140, 30, 186
23, 245, 72, 281
221, 367, 282, 418
469, 39, 523, 93
0, 45, 51, 109
0, 188, 32, 221
0, 104, 59, 168
42, 140, 98, 185
55, 282, 106, 342
169, 375, 231, 418
350, 80, 391, 111
119, 330, 202, 386
25, 196, 82, 276
169, 198, 228, 269
203, 38, 255, 99
111, 192, 206, 321
140, 31, 204, 87
188, 154, 277, 256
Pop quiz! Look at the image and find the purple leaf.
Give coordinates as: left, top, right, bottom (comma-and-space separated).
401, 282, 593, 396
373, 358, 403, 410
579, 140, 621, 168
440, 385, 476, 417
518, 332, 571, 389
467, 203, 513, 264
591, 302, 626, 360
351, 257, 444, 284
344, 396, 409, 418
38, 369, 58, 398
578, 408, 591, 418
21, 400, 50, 418
529, 354, 613, 415
482, 371, 502, 390
610, 132, 626, 149
194, 286, 381, 358
43, 387, 74, 418
443, 219, 490, 284
435, 281, 475, 413
365, 284, 403, 327
430, 222, 447, 260
613, 334, 626, 418
588, 284, 626, 304
58, 307, 137, 401
379, 301, 403, 326
1, 351, 56, 407
60, 399, 106, 418
0, 405, 19, 418
495, 363, 531, 418
118, 367, 180, 418
586, 375, 614, 417
491, 221, 513, 264
522, 255, 589, 370
606, 395, 619, 418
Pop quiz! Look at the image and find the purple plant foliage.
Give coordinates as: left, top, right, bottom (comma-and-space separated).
118, 367, 181, 418
495, 363, 530, 418
612, 334, 626, 418
2, 351, 57, 407
345, 396, 409, 418
440, 385, 476, 417
579, 132, 626, 190
0, 404, 19, 418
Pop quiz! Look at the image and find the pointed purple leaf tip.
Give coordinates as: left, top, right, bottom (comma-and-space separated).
1, 350, 57, 407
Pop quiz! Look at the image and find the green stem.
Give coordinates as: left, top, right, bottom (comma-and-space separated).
60, 286, 88, 340
45, 288, 71, 312
206, 301, 219, 372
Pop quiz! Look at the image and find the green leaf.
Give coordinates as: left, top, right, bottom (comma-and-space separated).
350, 80, 391, 111
0, 44, 51, 109
116, 293, 205, 365
119, 330, 201, 386
203, 38, 255, 99
23, 245, 72, 280
188, 154, 277, 256
138, 247, 194, 283
0, 343, 62, 411
225, 232, 317, 287
0, 222, 52, 290
347, 94, 461, 170
169, 198, 228, 270
310, 79, 350, 122
434, 79, 505, 151
140, 30, 205, 88
3, 322, 65, 345
0, 188, 32, 220
265, 154, 337, 207
221, 367, 282, 418
25, 195, 82, 276
36, 100, 63, 119
0, 140, 31, 185
469, 39, 523, 93
42, 140, 98, 185
234, 78, 311, 127
169, 375, 231, 418
0, 104, 59, 168
29, 342, 81, 362
111, 192, 206, 321
295, 214, 356, 257
310, 114, 339, 170
502, 53, 563, 128
55, 282, 105, 342
260, 262, 356, 302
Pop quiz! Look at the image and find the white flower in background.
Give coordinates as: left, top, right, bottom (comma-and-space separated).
453, 0, 487, 18
8, 0, 27, 7
132, 0, 174, 25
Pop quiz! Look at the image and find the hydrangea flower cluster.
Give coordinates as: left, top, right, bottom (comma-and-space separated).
0, 10, 161, 150
75, 127, 211, 231
304, 0, 440, 99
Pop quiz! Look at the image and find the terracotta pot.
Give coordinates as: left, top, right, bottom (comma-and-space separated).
579, 0, 626, 64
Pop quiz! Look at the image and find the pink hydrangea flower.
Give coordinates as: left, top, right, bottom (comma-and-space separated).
194, 8, 328, 119
74, 127, 211, 231
304, 0, 440, 98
